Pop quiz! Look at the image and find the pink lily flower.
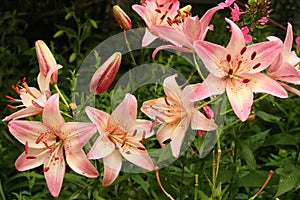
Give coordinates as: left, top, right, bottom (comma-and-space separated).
141, 74, 217, 158
267, 23, 300, 95
85, 93, 154, 186
192, 18, 287, 122
150, 5, 223, 57
90, 52, 122, 95
8, 94, 99, 197
132, 0, 182, 46
3, 65, 62, 122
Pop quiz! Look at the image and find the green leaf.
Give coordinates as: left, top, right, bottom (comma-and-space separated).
244, 129, 270, 151
53, 30, 64, 38
197, 190, 210, 200
275, 166, 300, 196
89, 19, 98, 29
238, 141, 256, 171
264, 133, 298, 146
256, 110, 281, 123
69, 52, 77, 63
131, 175, 150, 196
65, 12, 73, 20
56, 25, 77, 38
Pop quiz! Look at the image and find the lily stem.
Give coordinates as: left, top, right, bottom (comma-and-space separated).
53, 84, 69, 109
124, 30, 137, 66
155, 167, 175, 200
194, 174, 199, 200
250, 170, 274, 200
193, 52, 205, 81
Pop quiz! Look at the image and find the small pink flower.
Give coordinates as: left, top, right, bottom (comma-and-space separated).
230, 3, 245, 22
258, 17, 268, 25
241, 26, 252, 43
296, 36, 300, 52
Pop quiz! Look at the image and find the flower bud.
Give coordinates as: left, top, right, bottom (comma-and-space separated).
35, 40, 58, 84
90, 52, 122, 95
113, 5, 132, 31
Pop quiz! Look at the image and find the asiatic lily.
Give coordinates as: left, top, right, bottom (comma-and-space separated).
3, 64, 62, 122
141, 74, 217, 158
8, 94, 99, 197
132, 0, 183, 46
150, 5, 223, 57
267, 23, 300, 95
192, 18, 287, 122
90, 52, 122, 95
85, 93, 154, 186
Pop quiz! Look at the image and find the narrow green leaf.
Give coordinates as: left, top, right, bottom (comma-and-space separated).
65, 12, 72, 20
276, 166, 300, 196
89, 19, 98, 29
238, 142, 256, 171
53, 30, 64, 38
256, 110, 281, 123
69, 52, 77, 63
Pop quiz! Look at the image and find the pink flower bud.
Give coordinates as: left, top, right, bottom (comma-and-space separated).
90, 52, 122, 95
35, 40, 58, 84
204, 105, 214, 119
113, 5, 132, 31
296, 36, 300, 52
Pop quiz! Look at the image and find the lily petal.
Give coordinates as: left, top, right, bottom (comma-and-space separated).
120, 138, 154, 171
42, 94, 65, 129
191, 109, 218, 131
87, 135, 115, 159
65, 149, 99, 178
15, 148, 46, 171
163, 74, 182, 102
170, 117, 190, 158
111, 93, 137, 130
280, 82, 300, 96
251, 73, 288, 98
44, 148, 65, 198
198, 6, 223, 39
102, 149, 122, 186
142, 28, 158, 47
226, 79, 253, 122
194, 41, 229, 77
8, 120, 52, 148
85, 106, 110, 133
188, 74, 225, 101
38, 64, 62, 93
3, 106, 43, 122
226, 18, 245, 55
130, 119, 154, 139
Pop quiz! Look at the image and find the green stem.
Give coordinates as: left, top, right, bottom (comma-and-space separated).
53, 84, 69, 108
180, 159, 185, 200
124, 31, 137, 66
75, 93, 94, 117
193, 52, 205, 81
194, 174, 199, 200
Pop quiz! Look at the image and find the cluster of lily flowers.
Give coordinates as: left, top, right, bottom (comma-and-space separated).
3, 0, 300, 198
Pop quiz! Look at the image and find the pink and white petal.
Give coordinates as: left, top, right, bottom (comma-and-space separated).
271, 62, 300, 84
283, 23, 293, 56
132, 5, 146, 22
152, 45, 192, 59
42, 94, 65, 129
62, 122, 97, 148
130, 119, 154, 139
102, 149, 122, 186
20, 87, 41, 107
170, 117, 190, 158
111, 93, 137, 130
120, 138, 154, 171
251, 73, 288, 98
3, 106, 43, 122
199, 6, 223, 39
38, 65, 62, 93
87, 135, 115, 159
32, 93, 48, 108
141, 97, 171, 121
188, 74, 226, 101
194, 41, 229, 77
151, 25, 192, 48
163, 74, 182, 102
280, 82, 300, 96
191, 109, 218, 131
226, 79, 253, 122
243, 41, 282, 73
8, 120, 51, 148
65, 149, 99, 178
226, 18, 245, 55
44, 149, 65, 198
85, 106, 110, 133
15, 148, 46, 171
267, 53, 283, 74
156, 123, 177, 147
142, 28, 158, 47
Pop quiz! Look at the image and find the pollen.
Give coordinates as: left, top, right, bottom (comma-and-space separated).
226, 54, 231, 62
253, 63, 261, 69
240, 47, 247, 55
251, 51, 257, 60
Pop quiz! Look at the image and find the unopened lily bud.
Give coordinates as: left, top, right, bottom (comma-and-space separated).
90, 52, 122, 95
35, 40, 58, 84
113, 5, 132, 31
